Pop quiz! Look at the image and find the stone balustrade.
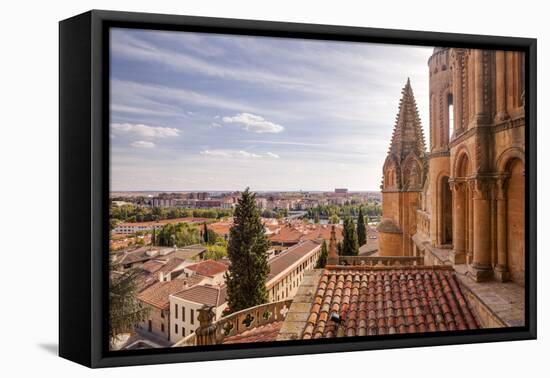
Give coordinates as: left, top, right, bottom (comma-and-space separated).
416, 209, 430, 238
173, 299, 293, 347
215, 299, 293, 341
337, 255, 424, 266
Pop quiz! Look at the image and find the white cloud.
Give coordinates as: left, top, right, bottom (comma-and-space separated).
112, 123, 180, 138
222, 113, 284, 134
131, 141, 156, 149
200, 149, 279, 159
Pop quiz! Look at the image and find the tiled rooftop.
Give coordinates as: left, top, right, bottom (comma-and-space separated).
137, 279, 191, 309
185, 259, 228, 277
141, 259, 164, 274
302, 266, 479, 339
172, 284, 227, 307
222, 321, 283, 344
267, 240, 321, 283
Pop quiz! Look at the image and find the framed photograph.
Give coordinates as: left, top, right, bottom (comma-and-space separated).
59, 10, 536, 368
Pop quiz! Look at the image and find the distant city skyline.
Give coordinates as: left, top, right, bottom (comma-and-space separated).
110, 28, 432, 192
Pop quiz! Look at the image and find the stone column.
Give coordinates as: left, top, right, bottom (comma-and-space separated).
495, 50, 509, 121
195, 305, 218, 346
495, 176, 510, 281
470, 178, 493, 281
474, 49, 488, 123
450, 181, 466, 264
506, 51, 520, 113
451, 49, 464, 135
467, 184, 474, 263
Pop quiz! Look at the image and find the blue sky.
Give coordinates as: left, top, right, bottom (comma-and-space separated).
110, 28, 433, 192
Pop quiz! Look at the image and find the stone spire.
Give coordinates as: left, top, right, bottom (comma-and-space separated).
327, 225, 339, 265
387, 78, 426, 160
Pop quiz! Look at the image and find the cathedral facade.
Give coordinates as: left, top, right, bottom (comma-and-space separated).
379, 47, 525, 285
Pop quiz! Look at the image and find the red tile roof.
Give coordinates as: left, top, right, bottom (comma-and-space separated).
302, 225, 344, 243
137, 280, 191, 310
172, 284, 227, 307
141, 259, 164, 274
302, 266, 479, 339
223, 321, 283, 344
269, 226, 303, 244
185, 259, 228, 278
208, 222, 232, 237
156, 257, 186, 278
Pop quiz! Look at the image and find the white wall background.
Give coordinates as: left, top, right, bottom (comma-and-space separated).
0, 0, 546, 376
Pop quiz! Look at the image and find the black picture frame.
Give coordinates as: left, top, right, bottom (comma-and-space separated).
59, 9, 537, 368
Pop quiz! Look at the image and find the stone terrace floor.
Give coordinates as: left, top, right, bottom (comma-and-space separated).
455, 264, 525, 327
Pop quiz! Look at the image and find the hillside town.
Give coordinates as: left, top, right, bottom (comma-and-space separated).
110, 189, 380, 349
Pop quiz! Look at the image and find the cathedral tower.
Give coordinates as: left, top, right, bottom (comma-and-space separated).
378, 79, 427, 257
426, 47, 455, 251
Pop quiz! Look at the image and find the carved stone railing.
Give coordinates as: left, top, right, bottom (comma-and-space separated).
416, 209, 430, 238
337, 255, 424, 267
173, 299, 293, 347
174, 332, 197, 347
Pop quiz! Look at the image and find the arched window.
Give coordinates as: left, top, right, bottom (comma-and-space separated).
448, 93, 454, 138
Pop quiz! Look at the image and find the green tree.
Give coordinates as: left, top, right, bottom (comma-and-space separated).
204, 243, 228, 260
357, 207, 367, 247
203, 222, 209, 244
342, 217, 359, 256
109, 264, 149, 349
225, 188, 271, 312
156, 222, 201, 247
314, 210, 320, 224
328, 214, 340, 224
315, 240, 328, 268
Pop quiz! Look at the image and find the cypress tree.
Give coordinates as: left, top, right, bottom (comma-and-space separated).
357, 207, 367, 247
315, 240, 328, 268
203, 222, 209, 244
226, 188, 270, 312
342, 217, 359, 256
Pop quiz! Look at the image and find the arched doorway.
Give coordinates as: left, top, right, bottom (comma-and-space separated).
440, 176, 453, 245
452, 152, 472, 264
506, 159, 525, 284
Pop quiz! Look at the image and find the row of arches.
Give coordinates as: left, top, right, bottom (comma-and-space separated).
438, 148, 525, 284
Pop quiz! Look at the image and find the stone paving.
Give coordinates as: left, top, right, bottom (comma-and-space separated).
455, 264, 525, 327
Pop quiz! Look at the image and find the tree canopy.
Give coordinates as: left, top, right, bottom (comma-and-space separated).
225, 188, 271, 312
109, 264, 149, 349
357, 207, 367, 247
341, 217, 359, 256
315, 240, 328, 268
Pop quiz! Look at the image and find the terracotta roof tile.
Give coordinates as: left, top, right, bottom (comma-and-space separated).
222, 321, 283, 344
172, 284, 227, 307
137, 280, 191, 310
301, 266, 479, 339
185, 259, 228, 277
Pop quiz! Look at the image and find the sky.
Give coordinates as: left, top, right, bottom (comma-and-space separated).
110, 28, 433, 192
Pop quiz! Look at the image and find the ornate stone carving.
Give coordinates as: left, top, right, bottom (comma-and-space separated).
472, 177, 492, 200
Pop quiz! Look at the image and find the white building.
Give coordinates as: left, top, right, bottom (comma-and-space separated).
266, 239, 322, 302
169, 285, 227, 343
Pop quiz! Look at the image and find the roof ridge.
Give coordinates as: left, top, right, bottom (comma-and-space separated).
324, 265, 454, 271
